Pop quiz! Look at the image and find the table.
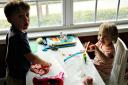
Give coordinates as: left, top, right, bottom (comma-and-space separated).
26, 37, 105, 85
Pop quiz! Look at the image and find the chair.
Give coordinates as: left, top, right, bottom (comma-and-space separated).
108, 38, 128, 85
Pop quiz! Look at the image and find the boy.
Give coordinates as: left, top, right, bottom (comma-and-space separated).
4, 1, 51, 85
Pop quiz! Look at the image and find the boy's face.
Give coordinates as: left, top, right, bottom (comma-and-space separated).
10, 9, 29, 31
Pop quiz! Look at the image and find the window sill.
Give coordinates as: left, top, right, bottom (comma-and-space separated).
0, 24, 128, 44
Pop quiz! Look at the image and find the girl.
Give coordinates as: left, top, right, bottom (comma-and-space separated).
86, 22, 118, 83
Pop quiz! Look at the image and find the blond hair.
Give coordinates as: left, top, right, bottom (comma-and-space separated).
98, 22, 118, 43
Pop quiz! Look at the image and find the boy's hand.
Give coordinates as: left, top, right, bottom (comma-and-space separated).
30, 63, 51, 75
41, 60, 52, 68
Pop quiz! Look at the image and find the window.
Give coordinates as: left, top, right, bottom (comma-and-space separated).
118, 0, 128, 20
0, 2, 10, 29
0, 0, 128, 32
73, 0, 128, 24
27, 0, 63, 28
73, 0, 95, 24
97, 0, 117, 21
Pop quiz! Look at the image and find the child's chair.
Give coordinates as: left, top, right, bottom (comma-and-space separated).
108, 38, 128, 85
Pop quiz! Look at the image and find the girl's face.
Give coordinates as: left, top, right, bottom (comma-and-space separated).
98, 31, 112, 45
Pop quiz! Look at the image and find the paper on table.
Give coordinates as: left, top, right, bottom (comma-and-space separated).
35, 52, 67, 78
64, 54, 86, 79
26, 51, 67, 85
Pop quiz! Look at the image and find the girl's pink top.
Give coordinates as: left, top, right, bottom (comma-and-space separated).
94, 41, 115, 81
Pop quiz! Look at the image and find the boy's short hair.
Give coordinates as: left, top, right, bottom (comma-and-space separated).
4, 1, 30, 18
99, 22, 118, 43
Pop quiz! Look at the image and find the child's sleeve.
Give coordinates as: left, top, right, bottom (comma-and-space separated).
18, 34, 31, 55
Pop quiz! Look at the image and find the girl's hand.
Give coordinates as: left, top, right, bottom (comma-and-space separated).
94, 45, 100, 52
86, 43, 95, 52
88, 44, 95, 51
84, 41, 96, 51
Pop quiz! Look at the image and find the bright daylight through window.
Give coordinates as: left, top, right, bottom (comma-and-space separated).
0, 0, 128, 31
